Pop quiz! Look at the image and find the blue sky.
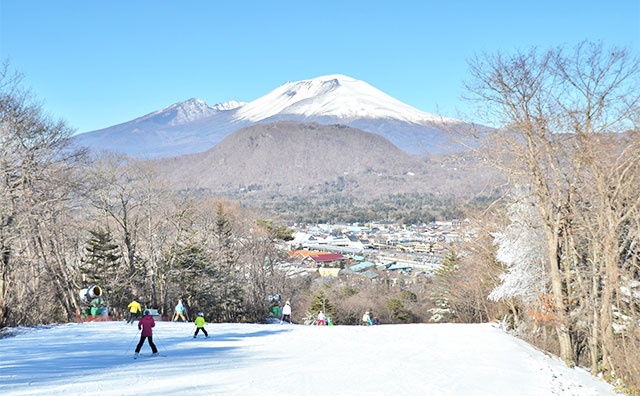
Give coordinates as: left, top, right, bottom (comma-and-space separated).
1, 1, 638, 133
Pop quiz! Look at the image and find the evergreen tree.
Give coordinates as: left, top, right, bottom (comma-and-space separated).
212, 202, 245, 322
169, 243, 216, 319
309, 289, 334, 318
387, 298, 410, 323
255, 219, 294, 241
214, 202, 235, 271
81, 229, 121, 285
429, 251, 458, 322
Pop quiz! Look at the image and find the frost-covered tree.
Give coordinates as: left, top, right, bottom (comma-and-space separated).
489, 194, 548, 304
429, 251, 458, 323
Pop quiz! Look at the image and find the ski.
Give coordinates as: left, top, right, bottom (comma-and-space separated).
134, 353, 167, 359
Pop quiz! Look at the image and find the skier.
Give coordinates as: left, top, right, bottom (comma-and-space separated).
327, 315, 333, 326
127, 299, 142, 324
317, 311, 326, 326
362, 311, 373, 326
194, 312, 209, 338
280, 301, 292, 324
134, 310, 158, 358
173, 299, 186, 322
373, 315, 379, 325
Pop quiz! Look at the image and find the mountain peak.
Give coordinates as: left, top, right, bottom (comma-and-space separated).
166, 97, 211, 112
234, 74, 451, 124
140, 98, 245, 126
135, 97, 215, 126
182, 97, 206, 105
211, 100, 247, 111
303, 73, 356, 82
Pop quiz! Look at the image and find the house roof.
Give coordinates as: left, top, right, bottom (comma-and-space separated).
388, 263, 412, 270
377, 262, 396, 269
350, 261, 374, 271
289, 250, 331, 258
309, 253, 345, 262
302, 244, 364, 254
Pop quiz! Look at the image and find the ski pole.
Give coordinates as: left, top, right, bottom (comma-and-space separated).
124, 329, 142, 355
152, 332, 167, 355
125, 328, 141, 355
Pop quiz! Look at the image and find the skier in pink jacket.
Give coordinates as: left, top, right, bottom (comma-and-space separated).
134, 310, 158, 358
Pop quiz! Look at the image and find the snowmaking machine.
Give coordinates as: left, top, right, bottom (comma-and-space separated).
77, 285, 110, 321
268, 294, 281, 318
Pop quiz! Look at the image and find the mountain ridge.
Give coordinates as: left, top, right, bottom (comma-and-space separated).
154, 121, 496, 200
75, 74, 465, 157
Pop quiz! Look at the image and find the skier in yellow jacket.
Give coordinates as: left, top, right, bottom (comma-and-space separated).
194, 312, 209, 338
127, 299, 142, 324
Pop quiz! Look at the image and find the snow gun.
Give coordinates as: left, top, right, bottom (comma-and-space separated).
79, 285, 102, 303
268, 294, 281, 318
78, 286, 109, 320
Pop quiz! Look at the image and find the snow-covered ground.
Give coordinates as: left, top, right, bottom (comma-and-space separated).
0, 321, 616, 396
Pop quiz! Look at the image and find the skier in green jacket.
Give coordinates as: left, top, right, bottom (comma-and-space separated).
194, 312, 209, 338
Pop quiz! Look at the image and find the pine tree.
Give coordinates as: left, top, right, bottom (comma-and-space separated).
212, 202, 245, 322
428, 250, 458, 322
309, 289, 334, 318
214, 202, 235, 271
169, 243, 216, 319
387, 298, 410, 323
255, 219, 294, 241
81, 229, 121, 285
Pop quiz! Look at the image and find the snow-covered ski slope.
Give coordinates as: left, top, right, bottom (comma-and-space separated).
0, 322, 616, 396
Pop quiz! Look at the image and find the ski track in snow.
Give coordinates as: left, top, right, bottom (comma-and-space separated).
0, 322, 617, 396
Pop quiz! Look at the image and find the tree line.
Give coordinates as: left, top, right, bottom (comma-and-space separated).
0, 63, 299, 328
431, 42, 640, 394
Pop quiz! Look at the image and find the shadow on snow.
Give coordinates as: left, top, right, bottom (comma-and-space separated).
0, 324, 292, 387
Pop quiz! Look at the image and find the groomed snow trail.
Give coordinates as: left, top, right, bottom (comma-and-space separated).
0, 322, 616, 396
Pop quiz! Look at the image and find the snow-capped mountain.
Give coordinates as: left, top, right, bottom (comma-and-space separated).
235, 74, 451, 124
121, 97, 243, 127
75, 74, 464, 158
211, 100, 246, 112
140, 98, 219, 126
73, 97, 248, 158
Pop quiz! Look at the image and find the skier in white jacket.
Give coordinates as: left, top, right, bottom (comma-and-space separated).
362, 311, 373, 326
280, 301, 292, 324
317, 311, 326, 326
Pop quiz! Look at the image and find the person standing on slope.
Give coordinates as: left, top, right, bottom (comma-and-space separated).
280, 301, 292, 324
127, 299, 142, 324
362, 311, 373, 326
194, 312, 209, 338
134, 310, 158, 358
317, 311, 326, 326
173, 299, 186, 322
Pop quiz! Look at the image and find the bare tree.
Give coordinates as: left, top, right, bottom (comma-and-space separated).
463, 42, 640, 387
0, 62, 87, 326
